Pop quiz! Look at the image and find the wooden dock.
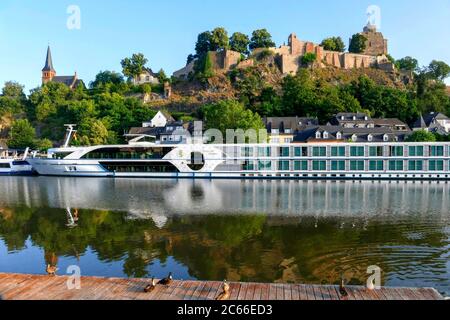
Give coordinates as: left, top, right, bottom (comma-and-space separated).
0, 273, 444, 300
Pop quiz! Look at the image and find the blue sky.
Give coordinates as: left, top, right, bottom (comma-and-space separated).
1, 0, 449, 92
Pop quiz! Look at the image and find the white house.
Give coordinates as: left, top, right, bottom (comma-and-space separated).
142, 111, 175, 128
131, 68, 160, 85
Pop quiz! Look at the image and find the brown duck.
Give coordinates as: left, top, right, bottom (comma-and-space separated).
339, 279, 348, 297
144, 277, 156, 293
46, 265, 58, 276
215, 280, 231, 301
158, 272, 173, 286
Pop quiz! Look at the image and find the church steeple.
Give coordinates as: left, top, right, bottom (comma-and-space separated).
42, 45, 56, 84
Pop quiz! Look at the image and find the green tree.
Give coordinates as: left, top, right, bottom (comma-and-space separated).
301, 53, 317, 66
210, 27, 229, 51
249, 29, 275, 50
2, 81, 25, 99
194, 52, 215, 80
195, 31, 212, 56
320, 37, 345, 52
406, 130, 436, 142
34, 138, 53, 151
349, 34, 367, 54
427, 60, 450, 81
230, 32, 250, 55
157, 69, 168, 83
8, 119, 36, 149
90, 71, 124, 88
121, 53, 148, 82
397, 56, 419, 72
202, 99, 264, 135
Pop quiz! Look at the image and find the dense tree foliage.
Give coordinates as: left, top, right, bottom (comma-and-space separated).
230, 32, 250, 55
249, 29, 275, 50
406, 130, 437, 142
396, 56, 419, 72
349, 34, 367, 54
320, 37, 345, 52
121, 53, 148, 82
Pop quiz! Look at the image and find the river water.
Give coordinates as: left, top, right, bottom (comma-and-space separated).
0, 177, 448, 296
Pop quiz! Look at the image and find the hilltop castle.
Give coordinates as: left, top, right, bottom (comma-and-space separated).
42, 46, 84, 89
173, 24, 396, 79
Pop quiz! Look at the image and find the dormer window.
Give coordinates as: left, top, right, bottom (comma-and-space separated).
336, 132, 342, 140
352, 134, 358, 142
353, 116, 357, 121
316, 132, 321, 139
383, 134, 389, 142
367, 134, 373, 142
323, 131, 329, 139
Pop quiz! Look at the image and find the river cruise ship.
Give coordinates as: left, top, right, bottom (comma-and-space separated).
0, 148, 34, 176
28, 135, 450, 180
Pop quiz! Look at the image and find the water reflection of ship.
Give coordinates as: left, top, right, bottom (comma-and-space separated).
0, 178, 449, 218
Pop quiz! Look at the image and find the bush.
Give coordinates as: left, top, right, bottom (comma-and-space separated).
301, 53, 317, 66
406, 130, 437, 142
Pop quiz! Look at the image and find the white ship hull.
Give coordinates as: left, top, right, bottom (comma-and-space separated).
0, 159, 35, 176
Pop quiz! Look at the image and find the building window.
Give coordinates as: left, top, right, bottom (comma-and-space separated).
383, 134, 389, 142
272, 138, 280, 143
369, 160, 384, 171
367, 134, 373, 142
350, 146, 364, 157
279, 147, 290, 157
430, 146, 444, 157
390, 146, 404, 157
312, 160, 326, 171
316, 132, 321, 139
351, 135, 358, 142
429, 160, 444, 171
350, 160, 364, 171
242, 160, 255, 171
336, 132, 342, 140
331, 160, 345, 171
331, 146, 346, 157
313, 147, 327, 157
369, 146, 383, 157
294, 147, 308, 157
409, 146, 424, 157
278, 161, 290, 171
271, 129, 279, 134
389, 160, 404, 171
408, 160, 423, 171
294, 160, 308, 171
323, 131, 329, 139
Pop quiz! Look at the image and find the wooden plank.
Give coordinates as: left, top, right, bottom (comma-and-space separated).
0, 273, 442, 301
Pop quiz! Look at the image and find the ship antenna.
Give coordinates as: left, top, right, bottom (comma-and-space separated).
63, 124, 77, 148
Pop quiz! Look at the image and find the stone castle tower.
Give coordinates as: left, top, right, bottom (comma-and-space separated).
359, 23, 388, 56
42, 46, 56, 84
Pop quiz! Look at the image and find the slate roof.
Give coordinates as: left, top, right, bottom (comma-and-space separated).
42, 46, 55, 72
330, 113, 374, 126
52, 76, 84, 89
265, 117, 319, 134
294, 125, 410, 143
412, 112, 449, 129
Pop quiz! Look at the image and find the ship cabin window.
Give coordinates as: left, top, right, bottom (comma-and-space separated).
331, 146, 345, 157
241, 147, 254, 157
429, 146, 444, 157
312, 147, 326, 157
408, 160, 423, 171
294, 147, 308, 157
294, 160, 308, 171
82, 147, 174, 160
188, 152, 205, 171
409, 146, 424, 157
0, 163, 11, 168
390, 146, 404, 157
258, 147, 271, 157
429, 160, 444, 171
350, 146, 365, 157
12, 161, 30, 166
280, 147, 290, 157
389, 160, 404, 171
278, 161, 290, 171
331, 160, 345, 171
312, 160, 326, 171
369, 160, 384, 171
350, 160, 365, 171
369, 146, 383, 157
99, 161, 179, 173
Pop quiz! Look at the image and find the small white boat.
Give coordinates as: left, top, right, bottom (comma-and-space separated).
0, 148, 35, 176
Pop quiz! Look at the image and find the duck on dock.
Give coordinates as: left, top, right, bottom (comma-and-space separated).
339, 278, 348, 297
215, 280, 231, 301
46, 265, 58, 276
158, 272, 173, 286
144, 277, 156, 293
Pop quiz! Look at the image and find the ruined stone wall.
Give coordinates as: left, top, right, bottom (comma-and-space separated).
359, 30, 388, 56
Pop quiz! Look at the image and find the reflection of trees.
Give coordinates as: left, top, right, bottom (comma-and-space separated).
0, 208, 448, 285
